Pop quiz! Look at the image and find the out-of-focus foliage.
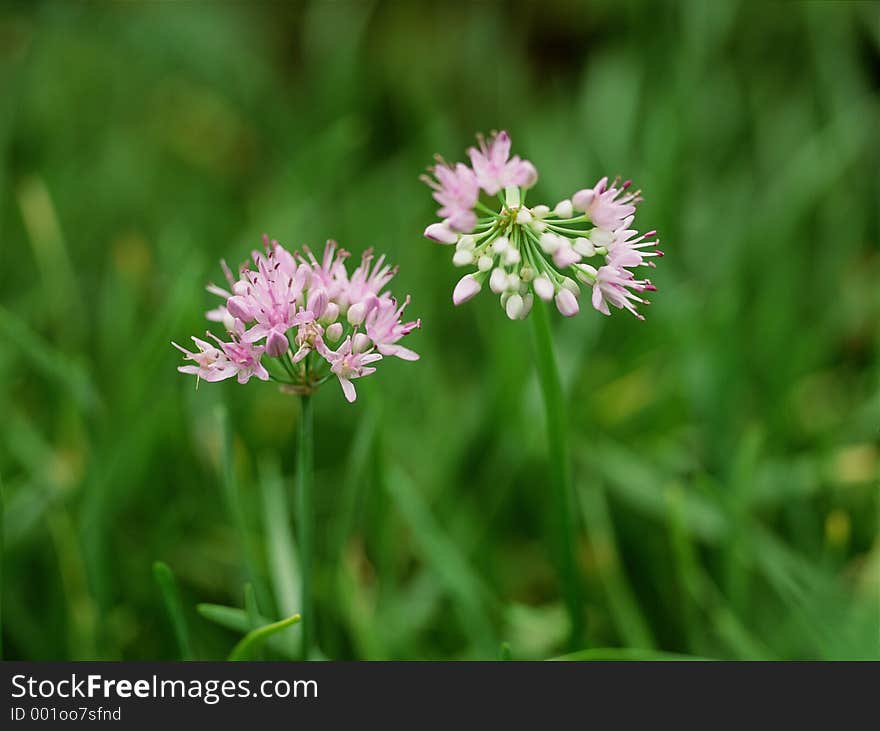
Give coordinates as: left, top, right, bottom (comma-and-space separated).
1, 0, 878, 660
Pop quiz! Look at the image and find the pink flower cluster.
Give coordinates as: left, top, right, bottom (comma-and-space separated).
174, 237, 420, 402
423, 131, 662, 320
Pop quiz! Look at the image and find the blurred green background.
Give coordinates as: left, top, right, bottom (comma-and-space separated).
1, 0, 878, 661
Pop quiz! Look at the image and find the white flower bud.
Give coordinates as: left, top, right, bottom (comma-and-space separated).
503, 247, 521, 265
553, 241, 581, 268
491, 236, 510, 254
561, 277, 581, 296
515, 208, 532, 225
505, 293, 524, 320
456, 235, 476, 251
326, 322, 343, 342
507, 272, 521, 290
321, 301, 340, 323
352, 333, 371, 353
452, 249, 475, 267
424, 222, 458, 244
555, 288, 579, 317
554, 199, 574, 218
573, 237, 596, 257
453, 274, 482, 305
532, 205, 550, 218
519, 266, 535, 282
533, 275, 555, 301
589, 228, 613, 247
347, 301, 366, 326
574, 266, 594, 284
539, 232, 560, 254
489, 267, 507, 294
477, 255, 494, 272
519, 293, 534, 319
572, 189, 595, 212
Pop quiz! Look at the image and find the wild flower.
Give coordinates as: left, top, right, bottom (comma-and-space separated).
174, 236, 420, 402
423, 130, 663, 320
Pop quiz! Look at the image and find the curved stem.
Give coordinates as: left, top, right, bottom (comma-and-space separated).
531, 299, 584, 649
296, 394, 314, 659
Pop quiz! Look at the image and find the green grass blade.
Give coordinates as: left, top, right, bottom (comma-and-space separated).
152, 561, 193, 660
258, 455, 300, 621
578, 481, 656, 650
227, 613, 302, 661
385, 465, 497, 655
197, 604, 297, 659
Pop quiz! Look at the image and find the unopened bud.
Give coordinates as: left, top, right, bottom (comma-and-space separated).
352, 333, 371, 353
533, 275, 555, 301
505, 293, 524, 320
326, 322, 343, 342
540, 232, 560, 254
266, 330, 289, 357
489, 267, 507, 294
347, 302, 366, 326
492, 236, 510, 255
452, 249, 475, 267
553, 199, 574, 218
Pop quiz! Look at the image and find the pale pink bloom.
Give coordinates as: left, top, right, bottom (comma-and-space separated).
423, 161, 479, 232
572, 177, 641, 230
174, 322, 269, 385
604, 219, 663, 269
424, 222, 459, 244
364, 295, 421, 361
316, 336, 383, 403
205, 259, 237, 324
233, 247, 311, 354
452, 274, 482, 305
468, 131, 538, 195
344, 249, 397, 308
175, 235, 419, 399
298, 240, 350, 300
588, 263, 654, 320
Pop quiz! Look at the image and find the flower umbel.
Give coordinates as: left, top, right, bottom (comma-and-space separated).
423, 131, 663, 320
175, 236, 420, 402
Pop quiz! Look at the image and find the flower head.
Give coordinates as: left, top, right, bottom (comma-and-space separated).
175, 237, 420, 402
423, 131, 663, 320
467, 130, 538, 195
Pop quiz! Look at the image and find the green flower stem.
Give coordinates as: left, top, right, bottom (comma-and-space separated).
531, 297, 585, 649
296, 393, 315, 659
